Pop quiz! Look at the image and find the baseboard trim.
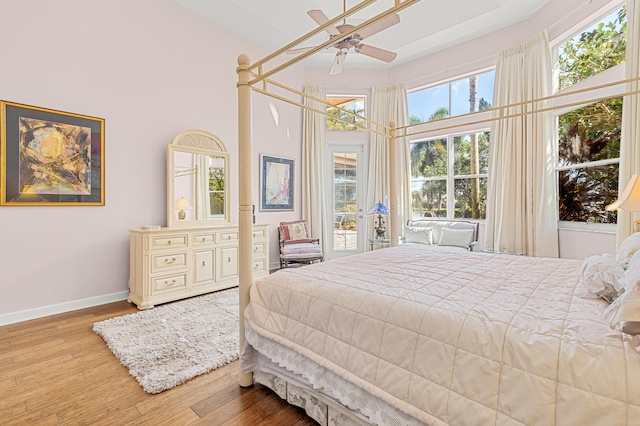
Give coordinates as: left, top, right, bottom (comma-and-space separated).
0, 291, 130, 327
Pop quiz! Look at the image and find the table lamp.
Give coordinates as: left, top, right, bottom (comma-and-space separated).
175, 197, 193, 220
606, 174, 640, 232
367, 201, 390, 238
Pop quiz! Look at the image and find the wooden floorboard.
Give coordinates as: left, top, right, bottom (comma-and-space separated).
0, 301, 317, 425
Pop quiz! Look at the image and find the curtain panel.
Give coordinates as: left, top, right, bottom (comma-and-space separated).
302, 85, 327, 251
484, 30, 559, 258
367, 83, 410, 244
616, 0, 640, 246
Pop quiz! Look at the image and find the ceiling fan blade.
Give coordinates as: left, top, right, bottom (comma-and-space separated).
355, 44, 397, 63
356, 13, 400, 40
308, 10, 340, 36
330, 51, 348, 75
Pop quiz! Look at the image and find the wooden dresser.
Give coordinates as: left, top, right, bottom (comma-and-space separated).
128, 224, 268, 309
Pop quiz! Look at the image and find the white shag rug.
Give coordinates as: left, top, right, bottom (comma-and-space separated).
93, 287, 239, 394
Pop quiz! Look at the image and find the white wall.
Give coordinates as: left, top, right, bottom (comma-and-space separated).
0, 0, 304, 323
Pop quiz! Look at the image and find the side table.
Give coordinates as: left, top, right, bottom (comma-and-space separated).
367, 237, 390, 250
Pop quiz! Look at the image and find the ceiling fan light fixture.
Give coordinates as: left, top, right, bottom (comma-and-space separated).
330, 50, 347, 75
292, 7, 400, 75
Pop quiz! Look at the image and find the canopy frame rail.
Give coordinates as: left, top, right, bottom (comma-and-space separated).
252, 77, 390, 137
248, 0, 421, 87
236, 0, 640, 393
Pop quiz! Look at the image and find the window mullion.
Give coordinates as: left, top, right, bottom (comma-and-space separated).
447, 134, 455, 219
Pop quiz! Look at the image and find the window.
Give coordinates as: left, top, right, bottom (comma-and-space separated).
408, 70, 492, 219
326, 95, 365, 130
407, 70, 495, 124
410, 131, 489, 219
558, 7, 627, 91
208, 156, 225, 216
556, 6, 626, 224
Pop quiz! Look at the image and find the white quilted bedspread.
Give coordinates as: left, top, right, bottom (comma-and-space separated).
244, 244, 640, 425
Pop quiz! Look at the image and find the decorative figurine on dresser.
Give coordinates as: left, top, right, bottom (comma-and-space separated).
128, 129, 269, 309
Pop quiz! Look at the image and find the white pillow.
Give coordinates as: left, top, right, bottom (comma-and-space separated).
604, 278, 640, 336
616, 232, 640, 269
604, 250, 640, 335
620, 249, 640, 291
404, 226, 433, 245
578, 254, 625, 303
437, 227, 474, 249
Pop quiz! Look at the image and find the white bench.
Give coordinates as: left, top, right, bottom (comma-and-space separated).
404, 219, 479, 251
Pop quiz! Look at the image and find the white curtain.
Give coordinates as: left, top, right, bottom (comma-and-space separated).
301, 85, 327, 250
616, 0, 640, 245
484, 30, 559, 258
367, 83, 410, 243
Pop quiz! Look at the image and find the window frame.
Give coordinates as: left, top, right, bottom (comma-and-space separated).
551, 2, 626, 232
407, 69, 495, 125
410, 129, 490, 220
325, 94, 367, 131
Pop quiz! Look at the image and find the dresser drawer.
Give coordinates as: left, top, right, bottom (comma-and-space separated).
252, 241, 266, 257
252, 227, 267, 239
152, 273, 188, 293
150, 234, 188, 250
193, 232, 216, 246
218, 230, 239, 243
252, 258, 267, 273
152, 252, 188, 272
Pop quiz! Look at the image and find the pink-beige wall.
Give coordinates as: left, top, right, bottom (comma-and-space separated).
0, 0, 620, 324
0, 0, 304, 324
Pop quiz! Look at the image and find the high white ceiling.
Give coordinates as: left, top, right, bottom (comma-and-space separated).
174, 0, 553, 70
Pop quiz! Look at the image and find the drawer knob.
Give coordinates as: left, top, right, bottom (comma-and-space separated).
227, 257, 231, 262
202, 261, 206, 266
165, 258, 176, 263
168, 240, 172, 245
201, 237, 206, 242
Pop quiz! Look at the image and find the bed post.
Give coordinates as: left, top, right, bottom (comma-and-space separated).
389, 120, 399, 247
237, 53, 253, 387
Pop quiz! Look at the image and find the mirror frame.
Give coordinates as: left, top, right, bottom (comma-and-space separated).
167, 129, 230, 228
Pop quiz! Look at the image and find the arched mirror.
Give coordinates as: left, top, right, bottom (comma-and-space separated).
167, 129, 230, 227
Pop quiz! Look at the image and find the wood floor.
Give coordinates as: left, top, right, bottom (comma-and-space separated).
0, 300, 317, 425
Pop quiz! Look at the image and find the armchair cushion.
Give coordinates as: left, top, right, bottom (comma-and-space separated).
281, 242, 323, 256
280, 220, 313, 244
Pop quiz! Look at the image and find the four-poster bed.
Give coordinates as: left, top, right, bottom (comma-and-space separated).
236, 1, 640, 424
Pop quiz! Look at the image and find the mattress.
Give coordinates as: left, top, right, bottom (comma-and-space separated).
244, 244, 640, 425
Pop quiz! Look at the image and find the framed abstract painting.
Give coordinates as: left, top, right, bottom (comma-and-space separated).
260, 154, 293, 211
0, 101, 105, 206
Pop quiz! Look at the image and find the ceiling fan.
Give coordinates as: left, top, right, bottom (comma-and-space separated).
287, 8, 400, 75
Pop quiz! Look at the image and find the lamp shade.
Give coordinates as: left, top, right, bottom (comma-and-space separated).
174, 197, 193, 210
367, 202, 390, 215
606, 174, 640, 212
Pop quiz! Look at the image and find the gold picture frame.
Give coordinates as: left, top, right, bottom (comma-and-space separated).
0, 101, 105, 205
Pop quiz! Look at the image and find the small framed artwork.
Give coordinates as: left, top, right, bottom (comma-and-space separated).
260, 154, 293, 211
0, 100, 105, 206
